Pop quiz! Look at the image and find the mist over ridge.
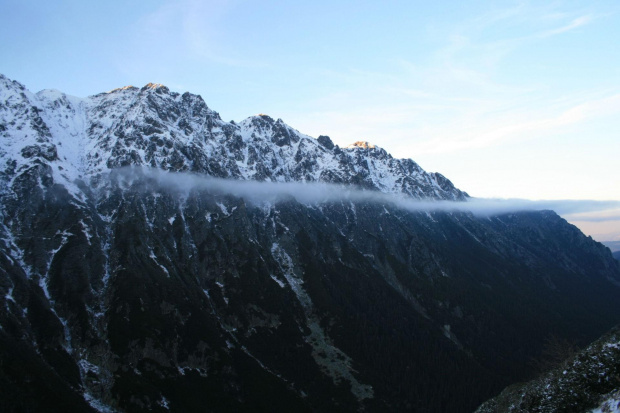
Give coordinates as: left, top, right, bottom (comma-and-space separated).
111, 167, 620, 218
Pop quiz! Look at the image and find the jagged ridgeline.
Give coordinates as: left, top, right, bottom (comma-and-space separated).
1, 74, 619, 412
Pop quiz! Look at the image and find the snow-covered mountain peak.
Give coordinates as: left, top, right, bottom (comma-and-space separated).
107, 85, 138, 93
0, 73, 27, 94
347, 140, 376, 150
0, 74, 468, 200
36, 88, 69, 99
239, 114, 290, 130
238, 114, 305, 148
141, 82, 169, 92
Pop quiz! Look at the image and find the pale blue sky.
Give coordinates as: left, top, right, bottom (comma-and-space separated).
1, 0, 619, 240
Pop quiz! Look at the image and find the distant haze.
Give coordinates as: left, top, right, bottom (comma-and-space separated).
602, 241, 620, 253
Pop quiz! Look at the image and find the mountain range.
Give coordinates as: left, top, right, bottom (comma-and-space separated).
1, 74, 619, 412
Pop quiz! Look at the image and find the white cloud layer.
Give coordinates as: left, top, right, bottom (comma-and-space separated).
112, 168, 620, 219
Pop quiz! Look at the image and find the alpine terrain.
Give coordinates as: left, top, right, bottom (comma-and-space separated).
1, 74, 619, 412
475, 325, 620, 413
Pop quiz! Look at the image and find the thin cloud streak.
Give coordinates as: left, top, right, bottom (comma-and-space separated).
411, 92, 620, 154
540, 15, 593, 37
111, 168, 620, 220
564, 208, 620, 223
294, 87, 620, 157
288, 4, 616, 157
122, 0, 264, 73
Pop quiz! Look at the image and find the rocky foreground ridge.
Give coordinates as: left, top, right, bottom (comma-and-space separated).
1, 75, 619, 412
476, 325, 620, 413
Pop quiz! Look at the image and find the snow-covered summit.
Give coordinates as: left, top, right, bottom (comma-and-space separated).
347, 141, 376, 149
0, 74, 468, 200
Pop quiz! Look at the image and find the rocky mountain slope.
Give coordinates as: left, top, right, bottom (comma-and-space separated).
475, 325, 620, 413
0, 74, 466, 201
1, 74, 620, 412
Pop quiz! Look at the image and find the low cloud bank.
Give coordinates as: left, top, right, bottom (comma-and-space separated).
112, 167, 620, 219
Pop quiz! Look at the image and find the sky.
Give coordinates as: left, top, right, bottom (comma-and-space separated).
1, 0, 619, 241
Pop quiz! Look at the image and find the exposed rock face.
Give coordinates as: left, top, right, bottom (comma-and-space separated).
0, 74, 467, 201
1, 74, 620, 412
475, 325, 620, 413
